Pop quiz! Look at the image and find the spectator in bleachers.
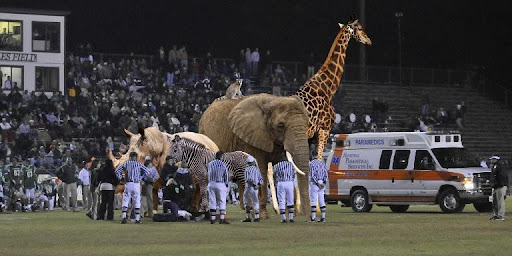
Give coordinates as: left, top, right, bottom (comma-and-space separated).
455, 102, 466, 130
251, 48, 260, 77
262, 50, 273, 77
244, 48, 252, 76
306, 52, 316, 78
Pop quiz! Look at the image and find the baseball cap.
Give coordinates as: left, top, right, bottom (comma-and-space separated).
489, 155, 501, 160
247, 156, 255, 163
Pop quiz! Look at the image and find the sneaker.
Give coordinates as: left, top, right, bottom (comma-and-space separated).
490, 216, 498, 220
253, 218, 260, 222
86, 212, 93, 219
317, 218, 325, 223
210, 220, 216, 224
281, 219, 287, 223
241, 218, 252, 222
289, 219, 294, 223
135, 220, 143, 224
220, 219, 230, 224
121, 218, 127, 224
494, 216, 505, 221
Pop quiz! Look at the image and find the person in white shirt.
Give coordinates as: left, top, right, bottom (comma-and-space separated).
78, 163, 93, 217
251, 48, 260, 76
245, 48, 252, 76
4, 76, 12, 90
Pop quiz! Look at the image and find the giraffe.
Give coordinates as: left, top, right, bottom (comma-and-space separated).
295, 18, 372, 159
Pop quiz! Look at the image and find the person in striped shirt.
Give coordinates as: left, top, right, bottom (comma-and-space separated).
273, 153, 296, 223
309, 151, 328, 222
241, 155, 263, 222
115, 152, 149, 224
207, 151, 230, 224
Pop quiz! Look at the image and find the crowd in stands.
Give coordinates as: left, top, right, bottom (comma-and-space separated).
0, 43, 472, 177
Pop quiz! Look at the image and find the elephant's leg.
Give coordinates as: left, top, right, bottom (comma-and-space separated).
316, 129, 330, 159
259, 164, 273, 219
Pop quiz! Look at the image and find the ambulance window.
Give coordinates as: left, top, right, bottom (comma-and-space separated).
434, 136, 441, 142
414, 150, 434, 170
393, 150, 410, 169
379, 150, 392, 169
446, 136, 451, 142
454, 136, 460, 142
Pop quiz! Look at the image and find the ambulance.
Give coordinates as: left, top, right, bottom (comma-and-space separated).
323, 131, 492, 213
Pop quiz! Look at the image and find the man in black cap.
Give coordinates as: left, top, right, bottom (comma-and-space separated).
489, 155, 508, 221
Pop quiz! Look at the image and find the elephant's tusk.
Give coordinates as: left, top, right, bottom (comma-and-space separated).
294, 179, 301, 214
267, 163, 279, 213
286, 151, 305, 176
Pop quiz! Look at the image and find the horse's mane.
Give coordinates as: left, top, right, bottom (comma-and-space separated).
180, 137, 208, 150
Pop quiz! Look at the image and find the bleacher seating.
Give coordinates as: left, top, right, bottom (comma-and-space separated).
340, 83, 512, 161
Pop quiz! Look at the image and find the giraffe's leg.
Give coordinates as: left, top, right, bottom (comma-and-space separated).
317, 129, 330, 159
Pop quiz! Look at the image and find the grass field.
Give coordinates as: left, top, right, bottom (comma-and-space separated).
1, 200, 512, 256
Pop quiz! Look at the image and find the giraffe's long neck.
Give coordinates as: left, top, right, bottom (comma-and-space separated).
317, 26, 351, 94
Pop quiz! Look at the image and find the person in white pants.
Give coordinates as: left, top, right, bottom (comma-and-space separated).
309, 151, 328, 222
274, 153, 296, 223
207, 152, 230, 224
115, 152, 149, 224
241, 155, 263, 222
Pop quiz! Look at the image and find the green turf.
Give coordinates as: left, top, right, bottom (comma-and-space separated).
1, 200, 512, 256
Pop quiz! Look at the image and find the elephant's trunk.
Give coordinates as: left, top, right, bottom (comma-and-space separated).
284, 127, 311, 217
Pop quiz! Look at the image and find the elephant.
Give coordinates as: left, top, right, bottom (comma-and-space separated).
108, 127, 219, 212
169, 135, 256, 213
199, 93, 311, 218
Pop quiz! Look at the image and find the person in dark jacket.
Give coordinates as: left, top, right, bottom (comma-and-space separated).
489, 155, 508, 221
97, 160, 119, 220
160, 156, 178, 184
57, 157, 78, 211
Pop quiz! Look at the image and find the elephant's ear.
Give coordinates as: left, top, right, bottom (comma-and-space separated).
228, 95, 274, 152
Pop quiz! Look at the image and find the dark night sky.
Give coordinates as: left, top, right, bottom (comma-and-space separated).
3, 0, 511, 80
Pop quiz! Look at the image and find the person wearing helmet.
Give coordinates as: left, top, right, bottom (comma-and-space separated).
241, 155, 263, 223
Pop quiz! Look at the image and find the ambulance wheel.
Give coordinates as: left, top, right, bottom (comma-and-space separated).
350, 190, 372, 212
389, 205, 409, 213
473, 202, 493, 212
438, 189, 465, 213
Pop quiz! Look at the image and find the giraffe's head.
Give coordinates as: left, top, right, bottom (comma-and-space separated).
339, 17, 372, 46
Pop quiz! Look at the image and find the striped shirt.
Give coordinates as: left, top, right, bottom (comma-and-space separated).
273, 161, 295, 182
245, 165, 263, 186
207, 159, 229, 184
144, 166, 160, 183
309, 159, 328, 184
115, 160, 149, 183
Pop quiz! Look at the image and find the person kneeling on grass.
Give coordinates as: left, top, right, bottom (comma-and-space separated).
154, 162, 195, 222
